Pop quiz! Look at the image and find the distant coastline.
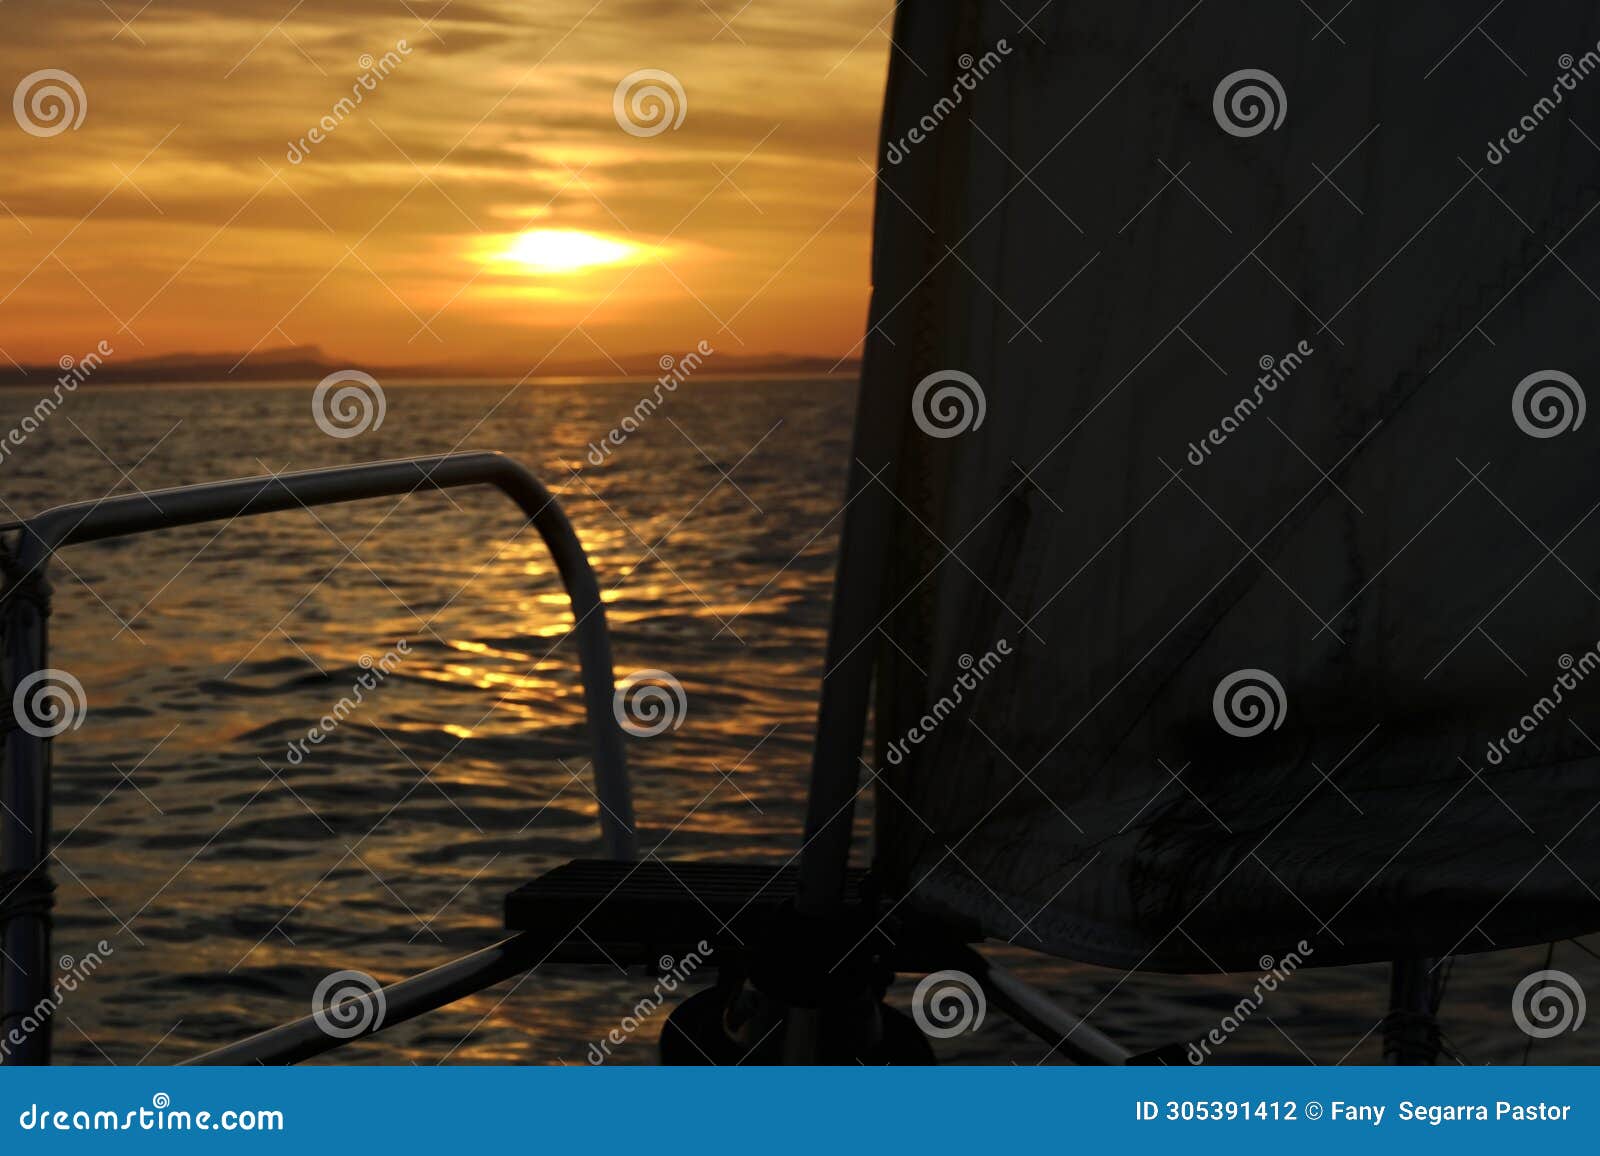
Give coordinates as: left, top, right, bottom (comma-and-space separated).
0, 345, 862, 388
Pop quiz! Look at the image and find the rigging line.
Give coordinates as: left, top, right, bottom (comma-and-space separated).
1565, 936, 1600, 965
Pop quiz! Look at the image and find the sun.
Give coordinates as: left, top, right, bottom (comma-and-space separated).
491, 229, 644, 274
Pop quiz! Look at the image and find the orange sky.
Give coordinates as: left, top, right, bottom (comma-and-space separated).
0, 0, 893, 378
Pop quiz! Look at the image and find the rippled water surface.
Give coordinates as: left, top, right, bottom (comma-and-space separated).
2, 380, 1585, 1065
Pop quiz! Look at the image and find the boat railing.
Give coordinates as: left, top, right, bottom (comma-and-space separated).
0, 450, 635, 1065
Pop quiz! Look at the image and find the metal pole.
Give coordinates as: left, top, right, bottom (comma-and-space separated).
1383, 957, 1443, 1064
793, 0, 954, 921
955, 947, 1131, 1065
0, 580, 51, 1065
0, 451, 634, 1065
183, 932, 554, 1066
782, 1, 943, 1060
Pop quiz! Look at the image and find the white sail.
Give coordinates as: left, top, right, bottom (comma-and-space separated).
858, 1, 1600, 970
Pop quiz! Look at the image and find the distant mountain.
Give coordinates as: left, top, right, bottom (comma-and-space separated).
0, 345, 861, 386
0, 345, 386, 386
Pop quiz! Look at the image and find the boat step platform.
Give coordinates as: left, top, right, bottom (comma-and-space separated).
505, 859, 874, 961
504, 859, 965, 968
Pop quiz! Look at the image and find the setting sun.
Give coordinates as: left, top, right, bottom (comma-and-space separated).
491, 229, 646, 274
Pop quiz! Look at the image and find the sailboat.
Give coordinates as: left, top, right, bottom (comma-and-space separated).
6, 1, 1600, 1064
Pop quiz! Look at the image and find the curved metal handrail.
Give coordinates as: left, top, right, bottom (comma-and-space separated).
0, 450, 635, 1065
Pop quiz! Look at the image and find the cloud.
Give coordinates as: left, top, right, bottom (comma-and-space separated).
0, 0, 891, 371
